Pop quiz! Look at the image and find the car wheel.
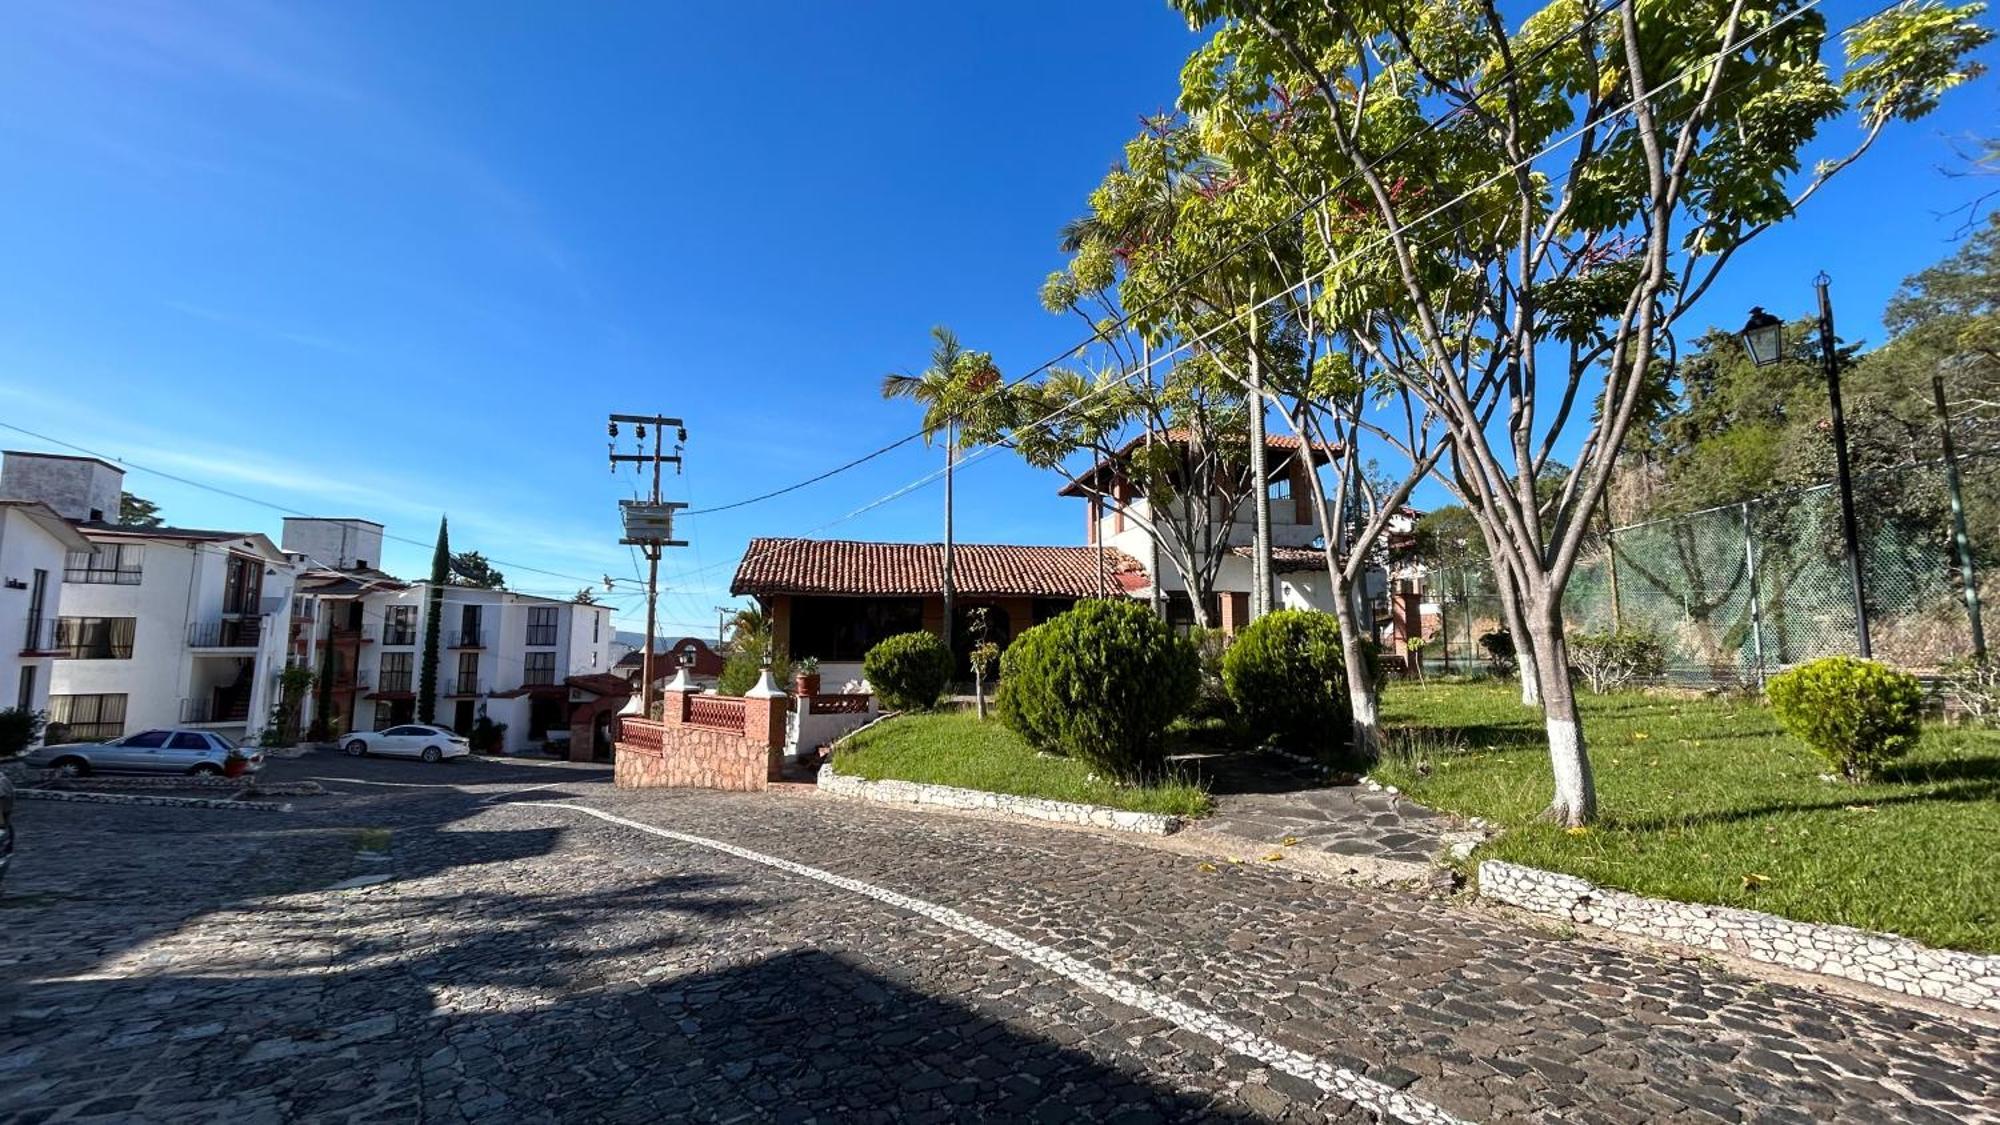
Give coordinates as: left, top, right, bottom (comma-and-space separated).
420, 746, 442, 763
344, 740, 368, 757
190, 763, 223, 777
50, 757, 89, 778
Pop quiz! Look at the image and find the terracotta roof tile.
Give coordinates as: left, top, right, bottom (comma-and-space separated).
730, 538, 1146, 599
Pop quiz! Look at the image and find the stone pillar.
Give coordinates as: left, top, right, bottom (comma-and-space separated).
743, 675, 790, 781
661, 670, 697, 728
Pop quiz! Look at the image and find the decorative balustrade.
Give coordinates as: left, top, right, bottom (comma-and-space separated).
687, 695, 747, 732
809, 693, 871, 715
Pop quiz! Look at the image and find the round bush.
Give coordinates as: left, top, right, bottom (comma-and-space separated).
1767, 656, 1923, 782
863, 631, 954, 711
1221, 609, 1356, 766
995, 599, 1198, 779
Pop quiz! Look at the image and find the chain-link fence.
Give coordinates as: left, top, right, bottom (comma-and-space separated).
1415, 450, 1997, 686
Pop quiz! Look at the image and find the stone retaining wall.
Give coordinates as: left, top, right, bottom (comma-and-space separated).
816, 763, 1183, 836
614, 708, 784, 793
1479, 860, 2000, 1013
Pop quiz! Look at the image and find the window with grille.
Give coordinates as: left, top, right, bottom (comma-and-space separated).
526, 606, 558, 647
523, 651, 557, 685
379, 652, 414, 693
47, 693, 128, 742
383, 605, 418, 646
54, 617, 137, 659
65, 544, 143, 584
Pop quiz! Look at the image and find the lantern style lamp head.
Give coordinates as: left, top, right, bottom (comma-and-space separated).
1739, 307, 1785, 368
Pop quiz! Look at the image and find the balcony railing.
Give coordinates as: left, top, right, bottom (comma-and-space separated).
377, 672, 413, 693
447, 629, 485, 649
446, 678, 489, 697
181, 696, 251, 724
20, 618, 59, 655
330, 623, 376, 643
187, 619, 262, 649
381, 627, 418, 647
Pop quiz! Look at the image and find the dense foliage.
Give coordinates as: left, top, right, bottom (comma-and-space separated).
995, 600, 1198, 778
862, 631, 954, 712
1220, 610, 1356, 766
1768, 656, 1925, 781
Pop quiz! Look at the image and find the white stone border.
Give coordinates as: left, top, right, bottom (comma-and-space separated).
815, 763, 1184, 836
1479, 860, 2000, 1013
15, 789, 293, 813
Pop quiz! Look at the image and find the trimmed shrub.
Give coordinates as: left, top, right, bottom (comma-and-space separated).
1767, 656, 1923, 782
995, 599, 1198, 778
1478, 628, 1517, 675
863, 631, 953, 711
0, 707, 45, 758
1567, 627, 1667, 693
1221, 610, 1356, 766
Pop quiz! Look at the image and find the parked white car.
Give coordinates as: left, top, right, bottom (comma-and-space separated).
342, 724, 470, 763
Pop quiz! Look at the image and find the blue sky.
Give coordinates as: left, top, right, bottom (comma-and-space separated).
0, 1, 1992, 638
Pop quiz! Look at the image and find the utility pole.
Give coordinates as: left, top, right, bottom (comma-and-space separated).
1934, 364, 1986, 659
715, 606, 732, 651
1815, 274, 1871, 659
610, 413, 687, 718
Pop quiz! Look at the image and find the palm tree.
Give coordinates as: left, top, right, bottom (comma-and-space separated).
883, 326, 967, 658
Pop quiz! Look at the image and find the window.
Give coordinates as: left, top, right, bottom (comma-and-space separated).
1269, 475, 1292, 502
373, 701, 394, 730
47, 694, 128, 743
593, 612, 600, 642
65, 544, 143, 584
457, 604, 482, 647
54, 617, 137, 659
25, 568, 48, 649
168, 733, 211, 751
380, 652, 413, 693
523, 651, 557, 685
788, 596, 925, 662
222, 554, 265, 615
383, 605, 418, 646
16, 665, 34, 711
120, 730, 171, 748
455, 652, 479, 695
526, 606, 558, 647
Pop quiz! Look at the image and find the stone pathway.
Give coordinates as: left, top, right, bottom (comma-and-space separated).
1184, 751, 1463, 873
3, 749, 1995, 1123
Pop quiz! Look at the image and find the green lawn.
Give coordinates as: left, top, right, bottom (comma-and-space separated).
834, 711, 1214, 818
1374, 680, 2000, 952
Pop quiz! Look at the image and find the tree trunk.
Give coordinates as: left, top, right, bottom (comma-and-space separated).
942, 424, 956, 658
1330, 573, 1380, 765
973, 666, 986, 720
1529, 606, 1595, 826
1247, 346, 1273, 619
1494, 569, 1541, 706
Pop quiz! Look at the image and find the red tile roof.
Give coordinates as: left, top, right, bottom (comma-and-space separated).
731, 538, 1147, 599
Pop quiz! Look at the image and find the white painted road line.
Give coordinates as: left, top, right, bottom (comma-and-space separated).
533, 802, 1475, 1125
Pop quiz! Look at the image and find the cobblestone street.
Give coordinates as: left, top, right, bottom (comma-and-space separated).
2, 751, 1995, 1124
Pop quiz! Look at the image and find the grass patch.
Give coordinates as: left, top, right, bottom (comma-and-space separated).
354, 827, 392, 854
1373, 680, 2000, 952
835, 711, 1214, 818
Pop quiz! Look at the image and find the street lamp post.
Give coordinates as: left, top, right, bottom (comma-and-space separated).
1738, 273, 1871, 658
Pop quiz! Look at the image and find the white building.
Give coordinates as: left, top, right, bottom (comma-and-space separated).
0, 499, 93, 727
0, 451, 301, 744
282, 519, 616, 756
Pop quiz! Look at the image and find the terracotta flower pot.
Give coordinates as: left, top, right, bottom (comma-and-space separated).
795, 673, 821, 697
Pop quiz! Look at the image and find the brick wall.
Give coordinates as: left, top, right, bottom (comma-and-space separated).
613, 687, 787, 791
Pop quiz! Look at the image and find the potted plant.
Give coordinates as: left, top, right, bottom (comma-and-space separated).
470, 716, 507, 754
793, 656, 821, 698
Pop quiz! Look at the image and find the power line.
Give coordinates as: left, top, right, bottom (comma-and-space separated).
681, 0, 1630, 518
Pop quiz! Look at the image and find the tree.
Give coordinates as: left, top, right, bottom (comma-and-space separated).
573, 587, 599, 605
118, 493, 162, 527
419, 517, 447, 724
1178, 0, 1989, 824
449, 551, 505, 590
882, 326, 1001, 655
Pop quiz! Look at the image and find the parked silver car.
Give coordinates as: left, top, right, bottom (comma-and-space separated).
24, 729, 262, 777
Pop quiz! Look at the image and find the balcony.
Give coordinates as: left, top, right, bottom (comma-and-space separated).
20, 618, 60, 657
330, 623, 376, 644
188, 619, 262, 650
377, 672, 414, 694
181, 696, 251, 725
381, 628, 418, 647
447, 629, 485, 649
446, 678, 489, 698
